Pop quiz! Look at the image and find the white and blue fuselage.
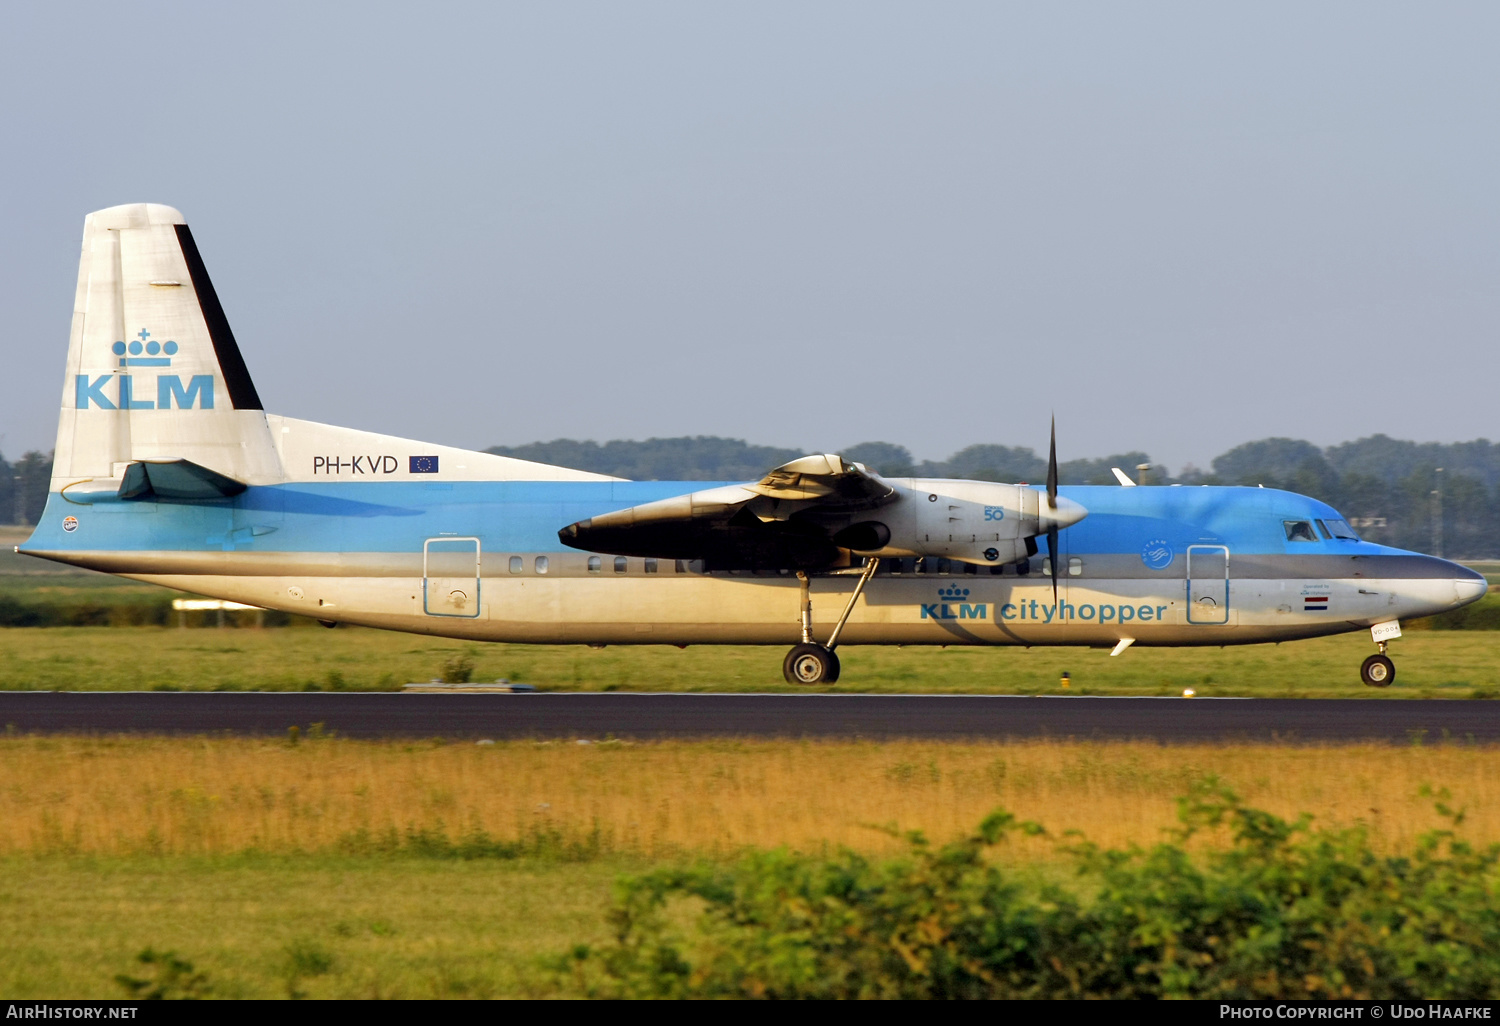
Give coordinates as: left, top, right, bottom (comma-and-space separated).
16, 203, 1488, 683
22, 469, 1485, 648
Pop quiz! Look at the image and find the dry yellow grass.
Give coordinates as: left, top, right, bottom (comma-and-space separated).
3, 735, 1497, 861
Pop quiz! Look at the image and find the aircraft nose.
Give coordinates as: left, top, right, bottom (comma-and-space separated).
1044, 495, 1088, 530
1453, 565, 1489, 608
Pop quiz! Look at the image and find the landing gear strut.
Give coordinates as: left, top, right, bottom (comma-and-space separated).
782, 559, 880, 685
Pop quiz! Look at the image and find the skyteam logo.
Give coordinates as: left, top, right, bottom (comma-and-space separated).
1141, 538, 1174, 570
920, 585, 987, 620
76, 329, 213, 410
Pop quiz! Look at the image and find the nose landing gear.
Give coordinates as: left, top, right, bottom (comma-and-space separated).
782, 559, 879, 685
1360, 621, 1402, 687
1360, 651, 1395, 688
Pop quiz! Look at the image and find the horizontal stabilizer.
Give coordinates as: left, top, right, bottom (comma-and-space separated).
118, 459, 248, 501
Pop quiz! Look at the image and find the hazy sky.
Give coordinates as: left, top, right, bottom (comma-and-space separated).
3, 2, 1497, 473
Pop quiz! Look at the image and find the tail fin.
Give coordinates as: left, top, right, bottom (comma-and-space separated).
52, 203, 281, 487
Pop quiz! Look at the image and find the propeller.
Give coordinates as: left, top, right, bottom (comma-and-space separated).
1046, 416, 1060, 605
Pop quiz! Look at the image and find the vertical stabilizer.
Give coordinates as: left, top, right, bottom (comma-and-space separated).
53, 204, 282, 486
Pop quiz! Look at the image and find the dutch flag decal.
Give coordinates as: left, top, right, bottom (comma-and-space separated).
1304, 595, 1329, 612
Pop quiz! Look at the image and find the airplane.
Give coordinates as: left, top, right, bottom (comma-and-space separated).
16, 203, 1489, 687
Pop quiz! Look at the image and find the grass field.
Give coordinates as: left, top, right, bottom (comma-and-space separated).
0, 855, 627, 998
4, 734, 1500, 998
5, 735, 1496, 859
0, 623, 1497, 696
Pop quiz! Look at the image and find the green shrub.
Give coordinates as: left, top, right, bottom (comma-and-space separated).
441, 653, 476, 683
333, 819, 607, 862
567, 780, 1500, 999
282, 938, 334, 999
114, 947, 212, 1000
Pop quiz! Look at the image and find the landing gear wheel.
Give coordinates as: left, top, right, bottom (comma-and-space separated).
1361, 654, 1395, 688
783, 643, 840, 685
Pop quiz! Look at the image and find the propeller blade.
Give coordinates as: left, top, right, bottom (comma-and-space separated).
1048, 524, 1059, 606
1046, 416, 1058, 511
1046, 417, 1060, 603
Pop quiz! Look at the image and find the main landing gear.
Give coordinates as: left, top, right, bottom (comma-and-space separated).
782, 559, 880, 685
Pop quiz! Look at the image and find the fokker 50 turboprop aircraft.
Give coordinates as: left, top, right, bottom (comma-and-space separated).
18, 204, 1489, 686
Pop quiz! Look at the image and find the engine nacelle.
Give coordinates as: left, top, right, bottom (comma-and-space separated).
836, 478, 1083, 566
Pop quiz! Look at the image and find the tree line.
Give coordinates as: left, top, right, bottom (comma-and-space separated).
0, 451, 52, 527
5, 433, 1496, 557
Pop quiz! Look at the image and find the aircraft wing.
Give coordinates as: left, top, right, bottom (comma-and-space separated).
557, 454, 896, 570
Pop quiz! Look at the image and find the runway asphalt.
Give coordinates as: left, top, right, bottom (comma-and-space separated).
1, 692, 1497, 743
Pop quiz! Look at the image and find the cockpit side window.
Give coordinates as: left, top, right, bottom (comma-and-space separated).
1315, 519, 1333, 540
1283, 520, 1318, 542
1323, 518, 1361, 540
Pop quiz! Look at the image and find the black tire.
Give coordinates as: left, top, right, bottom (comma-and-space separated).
783, 643, 840, 685
1360, 654, 1395, 688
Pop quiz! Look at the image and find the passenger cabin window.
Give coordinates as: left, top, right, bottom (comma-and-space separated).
614, 556, 628, 573
509, 556, 523, 574
1068, 557, 1083, 576
1283, 520, 1318, 542
587, 556, 602, 572
644, 558, 658, 573
534, 556, 549, 574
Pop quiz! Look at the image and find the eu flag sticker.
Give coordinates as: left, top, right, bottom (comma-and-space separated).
409, 456, 440, 474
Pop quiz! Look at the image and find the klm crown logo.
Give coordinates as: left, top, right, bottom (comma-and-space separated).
937, 585, 971, 601
76, 329, 213, 411
113, 329, 179, 367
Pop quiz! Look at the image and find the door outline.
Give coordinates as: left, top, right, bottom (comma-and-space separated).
423, 536, 481, 618
1186, 544, 1229, 625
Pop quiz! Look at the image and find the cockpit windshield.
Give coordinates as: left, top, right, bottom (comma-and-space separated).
1318, 518, 1361, 541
